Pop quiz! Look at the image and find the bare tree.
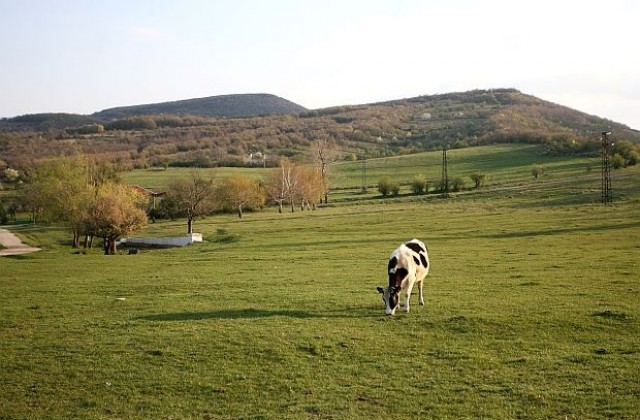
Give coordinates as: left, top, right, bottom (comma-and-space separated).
311, 139, 340, 204
167, 170, 216, 234
262, 168, 288, 213
281, 158, 299, 212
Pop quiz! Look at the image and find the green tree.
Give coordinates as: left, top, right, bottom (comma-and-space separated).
21, 157, 92, 246
20, 156, 142, 249
218, 176, 264, 218
88, 182, 148, 255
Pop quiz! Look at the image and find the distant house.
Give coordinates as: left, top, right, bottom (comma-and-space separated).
246, 152, 266, 167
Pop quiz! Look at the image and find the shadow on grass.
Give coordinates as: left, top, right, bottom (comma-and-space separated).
137, 306, 383, 322
139, 308, 325, 321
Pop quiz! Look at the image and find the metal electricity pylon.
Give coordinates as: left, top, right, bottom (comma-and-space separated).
441, 144, 449, 198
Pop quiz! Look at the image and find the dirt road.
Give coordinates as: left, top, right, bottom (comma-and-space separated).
0, 227, 41, 256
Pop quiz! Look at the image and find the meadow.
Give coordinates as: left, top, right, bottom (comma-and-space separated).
1, 145, 639, 419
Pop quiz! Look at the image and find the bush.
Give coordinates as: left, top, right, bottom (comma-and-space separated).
378, 177, 395, 196
531, 164, 545, 179
470, 173, 487, 188
411, 175, 428, 194
451, 176, 465, 192
611, 154, 626, 169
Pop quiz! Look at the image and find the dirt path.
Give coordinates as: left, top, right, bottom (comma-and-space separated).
0, 227, 41, 256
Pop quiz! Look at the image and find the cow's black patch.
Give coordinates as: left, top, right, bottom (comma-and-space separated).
413, 255, 420, 266
420, 253, 428, 268
387, 256, 398, 273
405, 241, 426, 255
389, 267, 409, 288
389, 290, 399, 310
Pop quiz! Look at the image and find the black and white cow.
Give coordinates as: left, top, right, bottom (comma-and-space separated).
377, 239, 430, 315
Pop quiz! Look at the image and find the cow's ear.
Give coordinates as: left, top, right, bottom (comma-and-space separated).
376, 286, 384, 294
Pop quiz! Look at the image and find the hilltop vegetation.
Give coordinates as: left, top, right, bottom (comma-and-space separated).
1, 89, 639, 173
92, 93, 308, 121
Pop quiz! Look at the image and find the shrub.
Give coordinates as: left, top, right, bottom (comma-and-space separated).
531, 164, 545, 179
611, 154, 626, 169
411, 174, 428, 194
451, 176, 465, 192
470, 173, 487, 188
378, 177, 395, 196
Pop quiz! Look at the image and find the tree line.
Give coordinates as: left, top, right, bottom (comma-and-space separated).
3, 141, 338, 253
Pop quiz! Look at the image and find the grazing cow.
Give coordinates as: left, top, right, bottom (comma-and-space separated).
377, 239, 429, 315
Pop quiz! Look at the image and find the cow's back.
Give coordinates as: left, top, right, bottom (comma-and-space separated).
404, 239, 429, 281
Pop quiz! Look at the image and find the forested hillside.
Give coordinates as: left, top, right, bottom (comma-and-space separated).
92, 93, 307, 120
1, 89, 638, 172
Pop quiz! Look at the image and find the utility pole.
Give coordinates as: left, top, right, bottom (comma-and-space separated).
441, 144, 449, 198
601, 131, 613, 204
361, 158, 368, 192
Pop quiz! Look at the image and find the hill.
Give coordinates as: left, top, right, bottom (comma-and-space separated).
1, 89, 639, 169
92, 93, 308, 121
0, 94, 307, 131
0, 113, 99, 131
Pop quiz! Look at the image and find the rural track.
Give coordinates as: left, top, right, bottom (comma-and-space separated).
0, 227, 41, 256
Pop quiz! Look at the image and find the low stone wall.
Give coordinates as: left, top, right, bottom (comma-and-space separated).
120, 233, 203, 248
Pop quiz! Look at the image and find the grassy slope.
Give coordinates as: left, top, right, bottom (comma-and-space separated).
2, 145, 639, 419
124, 144, 595, 190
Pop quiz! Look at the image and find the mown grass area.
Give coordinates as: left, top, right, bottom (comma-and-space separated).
2, 146, 639, 419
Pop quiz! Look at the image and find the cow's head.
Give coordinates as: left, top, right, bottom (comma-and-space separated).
377, 285, 401, 315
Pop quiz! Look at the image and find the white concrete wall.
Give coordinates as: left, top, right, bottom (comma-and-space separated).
121, 233, 203, 247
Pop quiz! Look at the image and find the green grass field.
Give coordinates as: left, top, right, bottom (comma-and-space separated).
2, 145, 639, 419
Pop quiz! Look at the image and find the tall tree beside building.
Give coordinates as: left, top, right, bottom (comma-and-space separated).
89, 182, 148, 255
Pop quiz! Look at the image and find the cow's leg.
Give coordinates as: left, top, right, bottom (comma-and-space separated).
418, 279, 424, 306
403, 282, 415, 313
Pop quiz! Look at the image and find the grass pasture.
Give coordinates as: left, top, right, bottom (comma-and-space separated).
2, 146, 640, 419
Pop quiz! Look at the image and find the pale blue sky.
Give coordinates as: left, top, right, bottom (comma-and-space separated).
1, 0, 638, 129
